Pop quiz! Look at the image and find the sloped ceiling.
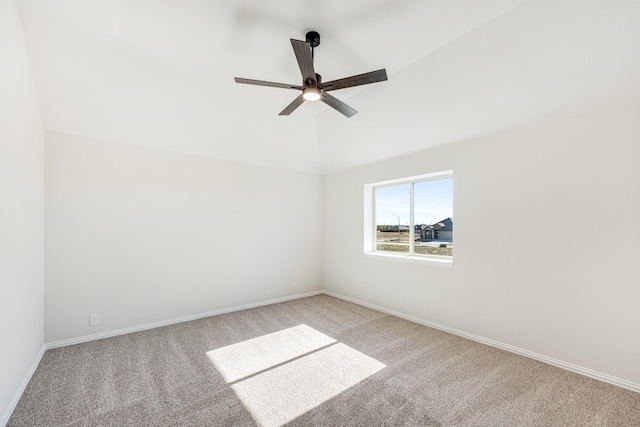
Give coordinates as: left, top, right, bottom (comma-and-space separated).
16, 0, 640, 174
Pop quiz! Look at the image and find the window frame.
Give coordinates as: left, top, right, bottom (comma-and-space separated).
364, 170, 454, 268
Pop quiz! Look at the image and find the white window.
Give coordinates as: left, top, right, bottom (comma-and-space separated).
364, 171, 453, 267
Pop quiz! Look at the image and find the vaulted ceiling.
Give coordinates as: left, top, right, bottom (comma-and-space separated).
16, 0, 640, 173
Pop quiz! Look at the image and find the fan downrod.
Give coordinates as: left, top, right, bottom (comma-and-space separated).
306, 31, 320, 48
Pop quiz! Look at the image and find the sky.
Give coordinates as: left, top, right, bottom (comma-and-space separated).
375, 178, 453, 226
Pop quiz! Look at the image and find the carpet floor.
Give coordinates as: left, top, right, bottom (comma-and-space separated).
8, 295, 640, 426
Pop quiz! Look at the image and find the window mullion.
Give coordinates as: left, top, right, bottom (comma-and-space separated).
409, 182, 415, 255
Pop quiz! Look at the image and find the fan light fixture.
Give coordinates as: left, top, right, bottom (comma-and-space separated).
302, 87, 321, 101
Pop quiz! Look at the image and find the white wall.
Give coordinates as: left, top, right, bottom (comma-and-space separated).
323, 101, 640, 386
45, 133, 323, 343
0, 0, 45, 424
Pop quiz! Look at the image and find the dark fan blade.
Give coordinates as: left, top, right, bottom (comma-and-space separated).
320, 69, 387, 92
279, 94, 305, 116
290, 39, 316, 84
235, 77, 302, 90
321, 92, 358, 118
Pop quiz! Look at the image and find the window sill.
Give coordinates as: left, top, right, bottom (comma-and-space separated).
363, 252, 454, 268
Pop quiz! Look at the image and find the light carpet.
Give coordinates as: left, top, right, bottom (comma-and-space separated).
7, 295, 640, 426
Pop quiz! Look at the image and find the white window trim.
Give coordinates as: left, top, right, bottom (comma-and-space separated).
364, 170, 454, 268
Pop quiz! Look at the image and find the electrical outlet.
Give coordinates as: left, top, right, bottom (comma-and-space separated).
292, 282, 298, 290
89, 313, 100, 326
399, 297, 405, 307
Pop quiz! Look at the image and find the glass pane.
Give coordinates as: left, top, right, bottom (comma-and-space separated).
375, 184, 410, 253
413, 178, 453, 257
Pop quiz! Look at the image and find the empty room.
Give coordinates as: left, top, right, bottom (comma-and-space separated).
2, 0, 640, 426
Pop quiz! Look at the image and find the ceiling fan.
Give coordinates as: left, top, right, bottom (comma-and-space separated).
234, 31, 388, 118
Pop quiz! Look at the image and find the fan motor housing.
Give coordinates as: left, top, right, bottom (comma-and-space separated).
306, 31, 320, 48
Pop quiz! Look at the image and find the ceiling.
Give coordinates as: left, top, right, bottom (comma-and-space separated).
16, 0, 640, 174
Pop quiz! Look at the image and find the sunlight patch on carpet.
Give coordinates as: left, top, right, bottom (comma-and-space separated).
206, 324, 337, 383
207, 325, 386, 427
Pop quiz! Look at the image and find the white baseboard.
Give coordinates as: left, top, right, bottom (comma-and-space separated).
33, 287, 639, 405
46, 291, 323, 349
322, 290, 640, 394
1, 344, 46, 427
